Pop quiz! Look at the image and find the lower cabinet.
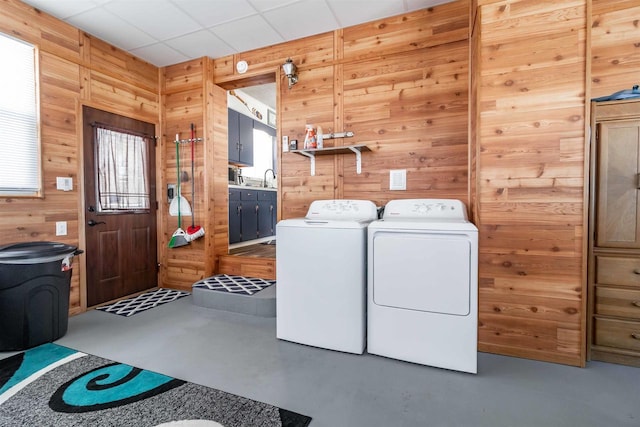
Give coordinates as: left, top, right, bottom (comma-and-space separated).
229, 188, 276, 244
258, 191, 276, 238
229, 189, 242, 244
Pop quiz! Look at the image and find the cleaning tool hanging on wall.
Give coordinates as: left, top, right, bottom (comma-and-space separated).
169, 135, 192, 217
186, 123, 205, 242
169, 137, 190, 248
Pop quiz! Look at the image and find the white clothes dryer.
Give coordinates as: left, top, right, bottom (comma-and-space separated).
276, 199, 378, 354
368, 199, 478, 373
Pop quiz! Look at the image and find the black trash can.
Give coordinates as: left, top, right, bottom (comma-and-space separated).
0, 241, 82, 351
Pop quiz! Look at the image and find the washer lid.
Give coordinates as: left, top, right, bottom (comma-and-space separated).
306, 199, 377, 221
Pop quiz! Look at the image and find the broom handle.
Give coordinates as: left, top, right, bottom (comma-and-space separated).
176, 139, 181, 228
190, 123, 196, 227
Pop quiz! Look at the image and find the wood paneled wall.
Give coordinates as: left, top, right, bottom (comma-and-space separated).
591, 0, 640, 99
158, 59, 227, 290
0, 0, 159, 313
474, 0, 588, 366
209, 1, 471, 219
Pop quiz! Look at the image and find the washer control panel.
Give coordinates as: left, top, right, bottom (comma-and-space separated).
306, 199, 378, 221
382, 199, 468, 220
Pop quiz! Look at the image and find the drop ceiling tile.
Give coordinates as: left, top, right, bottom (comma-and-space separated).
165, 30, 236, 59
129, 43, 190, 67
171, 0, 257, 27
247, 0, 301, 12
326, 0, 405, 28
103, 0, 201, 40
211, 15, 283, 53
21, 0, 99, 19
263, 0, 338, 41
66, 8, 156, 50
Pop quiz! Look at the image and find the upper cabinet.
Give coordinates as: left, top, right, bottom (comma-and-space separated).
228, 109, 253, 166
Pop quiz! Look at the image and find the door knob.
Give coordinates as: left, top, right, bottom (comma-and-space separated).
88, 219, 106, 227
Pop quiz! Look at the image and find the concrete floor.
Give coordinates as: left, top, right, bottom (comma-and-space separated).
2, 295, 639, 426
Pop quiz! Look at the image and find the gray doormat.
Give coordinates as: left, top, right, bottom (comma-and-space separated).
0, 343, 312, 426
193, 274, 276, 295
96, 288, 189, 317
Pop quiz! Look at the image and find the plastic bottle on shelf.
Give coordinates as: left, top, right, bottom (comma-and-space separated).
303, 124, 317, 149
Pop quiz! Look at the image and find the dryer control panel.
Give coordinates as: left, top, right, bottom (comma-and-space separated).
306, 199, 378, 221
382, 199, 468, 220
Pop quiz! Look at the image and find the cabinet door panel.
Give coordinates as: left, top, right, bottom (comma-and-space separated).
241, 201, 258, 241
596, 121, 640, 248
228, 109, 240, 163
238, 113, 254, 166
258, 200, 273, 238
229, 201, 242, 243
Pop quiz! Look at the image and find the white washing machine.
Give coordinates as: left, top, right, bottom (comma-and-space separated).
368, 199, 478, 373
276, 199, 378, 354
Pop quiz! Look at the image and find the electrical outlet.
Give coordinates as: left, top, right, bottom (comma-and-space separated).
56, 221, 67, 236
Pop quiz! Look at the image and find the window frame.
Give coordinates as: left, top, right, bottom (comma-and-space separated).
0, 32, 42, 198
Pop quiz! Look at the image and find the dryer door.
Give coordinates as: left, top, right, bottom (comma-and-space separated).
372, 231, 471, 315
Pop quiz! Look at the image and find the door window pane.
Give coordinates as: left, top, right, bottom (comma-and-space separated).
96, 127, 150, 211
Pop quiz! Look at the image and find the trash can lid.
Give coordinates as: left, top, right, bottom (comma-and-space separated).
0, 241, 79, 264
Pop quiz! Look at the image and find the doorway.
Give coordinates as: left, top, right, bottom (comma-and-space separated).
82, 106, 158, 307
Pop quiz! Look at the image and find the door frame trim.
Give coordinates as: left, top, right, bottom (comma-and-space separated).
78, 100, 161, 311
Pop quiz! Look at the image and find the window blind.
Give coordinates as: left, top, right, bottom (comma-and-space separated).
0, 33, 40, 195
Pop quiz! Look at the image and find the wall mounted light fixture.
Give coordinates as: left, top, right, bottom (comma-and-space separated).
282, 58, 298, 89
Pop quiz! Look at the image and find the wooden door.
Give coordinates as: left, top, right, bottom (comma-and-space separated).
596, 120, 640, 248
83, 106, 158, 307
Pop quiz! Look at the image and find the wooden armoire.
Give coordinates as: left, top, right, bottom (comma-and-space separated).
588, 98, 640, 367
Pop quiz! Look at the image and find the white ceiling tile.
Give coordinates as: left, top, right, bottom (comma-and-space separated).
129, 43, 190, 67
66, 8, 156, 50
22, 0, 99, 19
263, 0, 338, 40
171, 0, 257, 27
211, 15, 284, 52
103, 0, 202, 40
247, 0, 301, 13
327, 0, 405, 28
165, 30, 236, 59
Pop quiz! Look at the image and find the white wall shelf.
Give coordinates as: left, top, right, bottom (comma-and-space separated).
290, 144, 371, 176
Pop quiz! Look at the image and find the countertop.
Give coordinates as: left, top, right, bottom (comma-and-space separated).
228, 184, 277, 192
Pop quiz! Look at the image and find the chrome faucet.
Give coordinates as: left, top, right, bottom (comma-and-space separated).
263, 168, 275, 188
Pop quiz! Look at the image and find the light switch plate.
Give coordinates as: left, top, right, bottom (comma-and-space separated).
390, 169, 407, 191
282, 135, 289, 152
56, 177, 73, 191
56, 221, 67, 236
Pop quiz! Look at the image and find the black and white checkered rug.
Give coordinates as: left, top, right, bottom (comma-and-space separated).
193, 274, 276, 296
96, 288, 190, 317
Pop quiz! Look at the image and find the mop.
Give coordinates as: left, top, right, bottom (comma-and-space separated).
168, 138, 190, 248
186, 123, 205, 241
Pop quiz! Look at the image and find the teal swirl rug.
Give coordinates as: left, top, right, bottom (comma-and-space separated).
0, 343, 311, 426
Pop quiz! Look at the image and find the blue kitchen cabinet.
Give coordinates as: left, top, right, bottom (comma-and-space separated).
258, 191, 276, 238
228, 109, 253, 166
240, 189, 258, 241
228, 189, 242, 244
229, 188, 276, 244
